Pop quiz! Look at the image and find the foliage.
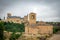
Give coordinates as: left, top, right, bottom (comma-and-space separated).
53, 27, 59, 33
3, 22, 25, 40
9, 32, 22, 40
0, 21, 4, 40
4, 22, 25, 32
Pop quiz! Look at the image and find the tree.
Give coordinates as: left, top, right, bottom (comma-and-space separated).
4, 22, 25, 32
0, 21, 4, 40
53, 27, 58, 33
9, 32, 22, 40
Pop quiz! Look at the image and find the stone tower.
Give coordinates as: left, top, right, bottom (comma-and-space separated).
7, 13, 11, 17
29, 12, 36, 24
7, 13, 11, 18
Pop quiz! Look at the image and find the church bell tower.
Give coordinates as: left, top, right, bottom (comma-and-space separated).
29, 12, 36, 24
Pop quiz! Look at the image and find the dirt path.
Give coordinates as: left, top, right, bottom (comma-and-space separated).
49, 34, 60, 40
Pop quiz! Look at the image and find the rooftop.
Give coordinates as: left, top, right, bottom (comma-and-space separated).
8, 16, 23, 19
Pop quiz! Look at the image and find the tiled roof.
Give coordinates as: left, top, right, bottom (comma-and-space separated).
8, 16, 22, 19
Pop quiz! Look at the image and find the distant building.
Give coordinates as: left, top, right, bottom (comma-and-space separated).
25, 12, 53, 36
5, 13, 27, 24
5, 12, 53, 36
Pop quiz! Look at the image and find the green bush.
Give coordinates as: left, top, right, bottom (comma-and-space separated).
53, 27, 59, 33
0, 21, 4, 40
4, 22, 25, 32
9, 32, 22, 40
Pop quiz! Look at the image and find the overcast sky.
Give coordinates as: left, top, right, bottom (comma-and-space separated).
0, 0, 60, 22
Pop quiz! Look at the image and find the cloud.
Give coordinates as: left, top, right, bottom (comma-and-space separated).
0, 0, 60, 22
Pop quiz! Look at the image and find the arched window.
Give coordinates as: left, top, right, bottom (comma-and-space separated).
32, 15, 35, 19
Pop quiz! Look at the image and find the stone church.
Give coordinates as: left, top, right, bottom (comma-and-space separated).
25, 12, 53, 36
5, 12, 53, 36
